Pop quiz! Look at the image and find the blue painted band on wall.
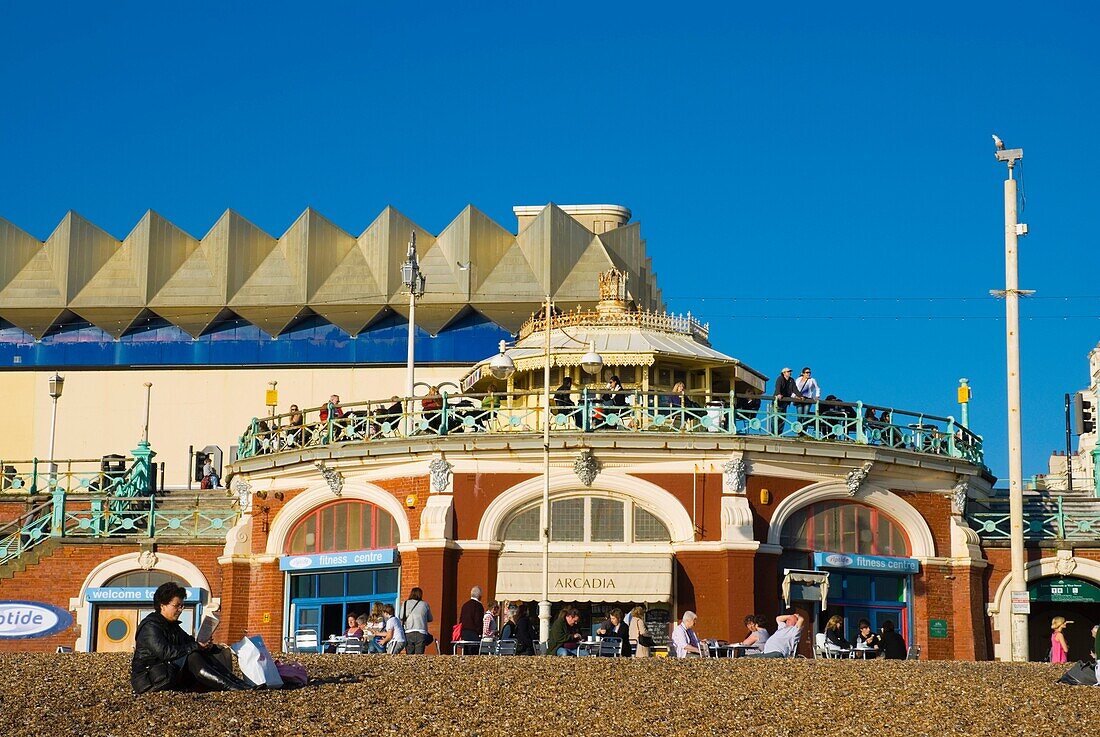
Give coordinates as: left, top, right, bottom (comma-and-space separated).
0, 311, 511, 369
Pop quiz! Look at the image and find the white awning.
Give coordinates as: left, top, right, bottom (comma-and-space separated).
495, 552, 672, 603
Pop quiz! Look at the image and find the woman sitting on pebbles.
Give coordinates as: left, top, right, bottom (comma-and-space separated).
131, 581, 252, 693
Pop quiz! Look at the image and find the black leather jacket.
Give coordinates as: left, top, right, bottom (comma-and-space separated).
130, 611, 199, 681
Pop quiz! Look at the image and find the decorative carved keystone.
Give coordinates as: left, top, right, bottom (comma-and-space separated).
950, 478, 969, 516
574, 449, 600, 487
723, 456, 747, 494
314, 460, 344, 496
845, 462, 874, 497
429, 458, 454, 493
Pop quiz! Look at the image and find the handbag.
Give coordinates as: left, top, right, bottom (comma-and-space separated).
132, 661, 177, 694
637, 634, 655, 648
275, 660, 309, 688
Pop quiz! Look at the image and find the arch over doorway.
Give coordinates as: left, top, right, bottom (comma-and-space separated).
265, 481, 412, 557
477, 472, 694, 544
766, 481, 936, 559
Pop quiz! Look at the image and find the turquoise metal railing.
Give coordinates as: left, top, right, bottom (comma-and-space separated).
0, 440, 239, 568
236, 391, 983, 465
0, 494, 240, 568
967, 496, 1100, 541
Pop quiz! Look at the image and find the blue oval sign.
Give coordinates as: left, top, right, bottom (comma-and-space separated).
0, 601, 73, 639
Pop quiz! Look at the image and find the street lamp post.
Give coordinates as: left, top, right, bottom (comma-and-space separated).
487, 311, 602, 647
401, 232, 426, 432
992, 135, 1031, 661
47, 373, 65, 478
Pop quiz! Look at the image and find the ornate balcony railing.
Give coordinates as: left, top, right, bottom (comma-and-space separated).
966, 495, 1100, 541
0, 493, 240, 568
1, 457, 140, 497
235, 391, 983, 466
517, 307, 710, 344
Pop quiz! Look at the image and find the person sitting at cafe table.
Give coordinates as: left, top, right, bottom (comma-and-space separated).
671, 611, 703, 657
596, 608, 631, 657
824, 614, 851, 652
345, 613, 364, 640
547, 607, 583, 656
879, 619, 907, 659
853, 619, 880, 651
513, 603, 535, 655
739, 615, 770, 654
749, 610, 804, 658
378, 603, 406, 654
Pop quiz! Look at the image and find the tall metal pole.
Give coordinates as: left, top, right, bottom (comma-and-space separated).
539, 254, 553, 645
958, 378, 971, 429
406, 287, 416, 402
997, 141, 1029, 662
142, 382, 153, 444
1065, 393, 1074, 493
47, 395, 59, 475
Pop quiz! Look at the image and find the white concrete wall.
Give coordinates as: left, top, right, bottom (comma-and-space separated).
0, 365, 467, 487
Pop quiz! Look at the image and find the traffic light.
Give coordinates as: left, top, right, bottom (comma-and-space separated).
1074, 392, 1095, 435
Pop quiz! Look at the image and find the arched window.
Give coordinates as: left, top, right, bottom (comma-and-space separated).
502, 495, 670, 543
286, 501, 400, 555
780, 500, 909, 557
104, 570, 177, 588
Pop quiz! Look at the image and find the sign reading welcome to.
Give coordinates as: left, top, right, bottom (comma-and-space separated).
0, 601, 74, 639
85, 587, 202, 603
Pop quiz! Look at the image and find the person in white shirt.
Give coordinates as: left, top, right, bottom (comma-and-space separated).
379, 603, 406, 654
750, 611, 805, 658
671, 611, 703, 657
795, 367, 821, 430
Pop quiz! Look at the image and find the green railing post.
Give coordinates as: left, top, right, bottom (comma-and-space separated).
1057, 495, 1065, 539
148, 494, 156, 538
325, 404, 335, 444
30, 458, 39, 495
91, 497, 104, 537
946, 417, 957, 458
582, 389, 591, 432
440, 393, 449, 436
50, 486, 64, 537
128, 440, 157, 497
855, 402, 866, 444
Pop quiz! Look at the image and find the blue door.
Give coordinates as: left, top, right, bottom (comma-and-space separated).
293, 605, 322, 653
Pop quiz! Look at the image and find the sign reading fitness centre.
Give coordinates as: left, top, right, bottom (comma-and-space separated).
280, 548, 397, 572
813, 551, 920, 575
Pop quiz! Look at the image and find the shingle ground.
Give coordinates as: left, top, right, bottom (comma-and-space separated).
1, 653, 1095, 737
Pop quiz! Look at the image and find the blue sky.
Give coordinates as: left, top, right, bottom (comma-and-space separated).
2, 2, 1097, 482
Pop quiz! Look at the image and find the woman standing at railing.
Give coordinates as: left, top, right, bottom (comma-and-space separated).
422, 386, 443, 433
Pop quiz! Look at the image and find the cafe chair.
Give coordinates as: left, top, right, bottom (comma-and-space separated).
596, 637, 622, 657
292, 628, 319, 654
477, 638, 496, 656
495, 639, 518, 656
338, 637, 364, 654
906, 644, 922, 661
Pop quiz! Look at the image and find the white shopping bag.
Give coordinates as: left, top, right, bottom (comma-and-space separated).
232, 635, 284, 688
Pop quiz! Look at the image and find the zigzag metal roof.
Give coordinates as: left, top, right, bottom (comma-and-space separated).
0, 204, 663, 339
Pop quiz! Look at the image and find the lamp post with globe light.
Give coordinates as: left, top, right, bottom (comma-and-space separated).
485, 310, 603, 646
46, 373, 65, 479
